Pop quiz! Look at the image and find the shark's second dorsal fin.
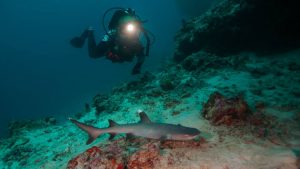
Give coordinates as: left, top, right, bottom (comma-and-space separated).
139, 111, 151, 123
108, 119, 118, 127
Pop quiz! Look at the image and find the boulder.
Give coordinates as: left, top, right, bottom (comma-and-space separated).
202, 92, 251, 125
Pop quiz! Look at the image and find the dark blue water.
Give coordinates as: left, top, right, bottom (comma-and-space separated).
0, 0, 214, 137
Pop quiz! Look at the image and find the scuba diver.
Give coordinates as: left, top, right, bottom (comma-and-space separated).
70, 8, 152, 75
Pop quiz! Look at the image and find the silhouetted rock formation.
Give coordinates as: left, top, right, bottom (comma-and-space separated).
174, 0, 300, 62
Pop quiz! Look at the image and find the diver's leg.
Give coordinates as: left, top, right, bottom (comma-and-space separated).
132, 44, 146, 75
132, 53, 145, 75
87, 31, 100, 58
88, 33, 113, 58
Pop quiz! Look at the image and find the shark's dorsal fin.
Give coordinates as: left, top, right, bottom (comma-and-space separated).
108, 119, 118, 127
139, 111, 151, 123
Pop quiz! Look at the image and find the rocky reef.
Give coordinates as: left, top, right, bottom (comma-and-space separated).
174, 0, 300, 62
1, 52, 299, 168
0, 0, 300, 168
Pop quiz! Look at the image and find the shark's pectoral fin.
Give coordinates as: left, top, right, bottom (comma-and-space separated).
126, 133, 135, 141
86, 135, 97, 144
159, 135, 167, 141
160, 134, 172, 141
138, 111, 152, 123
109, 133, 116, 140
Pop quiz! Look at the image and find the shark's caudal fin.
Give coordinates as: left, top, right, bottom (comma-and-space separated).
69, 118, 103, 145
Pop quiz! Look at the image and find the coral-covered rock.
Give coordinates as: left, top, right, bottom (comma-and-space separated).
44, 116, 57, 125
3, 143, 34, 167
128, 139, 206, 169
92, 94, 120, 116
8, 117, 57, 136
67, 138, 206, 169
202, 92, 251, 125
174, 0, 300, 62
67, 146, 125, 169
160, 139, 206, 149
159, 74, 178, 91
181, 51, 251, 72
181, 52, 205, 71
92, 94, 109, 114
127, 142, 161, 169
140, 71, 156, 83
112, 71, 155, 93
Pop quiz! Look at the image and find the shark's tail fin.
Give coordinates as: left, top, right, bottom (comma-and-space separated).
69, 118, 103, 144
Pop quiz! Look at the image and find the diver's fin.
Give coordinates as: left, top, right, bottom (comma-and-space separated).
70, 37, 85, 48
108, 119, 119, 127
138, 111, 151, 123
69, 118, 103, 145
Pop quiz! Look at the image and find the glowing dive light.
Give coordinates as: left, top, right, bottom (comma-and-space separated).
125, 23, 136, 33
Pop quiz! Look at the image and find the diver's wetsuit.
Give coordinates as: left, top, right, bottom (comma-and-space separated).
83, 9, 149, 74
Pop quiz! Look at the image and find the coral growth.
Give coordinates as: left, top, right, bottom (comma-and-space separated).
8, 116, 56, 136
159, 74, 178, 91
202, 92, 251, 125
92, 94, 120, 115
67, 146, 125, 169
202, 92, 300, 148
67, 138, 205, 169
127, 142, 161, 169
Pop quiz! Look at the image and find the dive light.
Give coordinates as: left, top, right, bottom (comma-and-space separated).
125, 22, 137, 34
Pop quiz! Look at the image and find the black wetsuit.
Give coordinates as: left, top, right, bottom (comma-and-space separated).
86, 9, 149, 74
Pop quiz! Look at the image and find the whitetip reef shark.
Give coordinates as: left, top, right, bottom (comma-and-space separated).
69, 110, 201, 144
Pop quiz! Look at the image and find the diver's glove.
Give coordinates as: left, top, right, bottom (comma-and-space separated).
70, 27, 95, 48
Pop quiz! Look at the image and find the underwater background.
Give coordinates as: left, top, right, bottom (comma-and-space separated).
0, 0, 299, 168
0, 0, 216, 137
